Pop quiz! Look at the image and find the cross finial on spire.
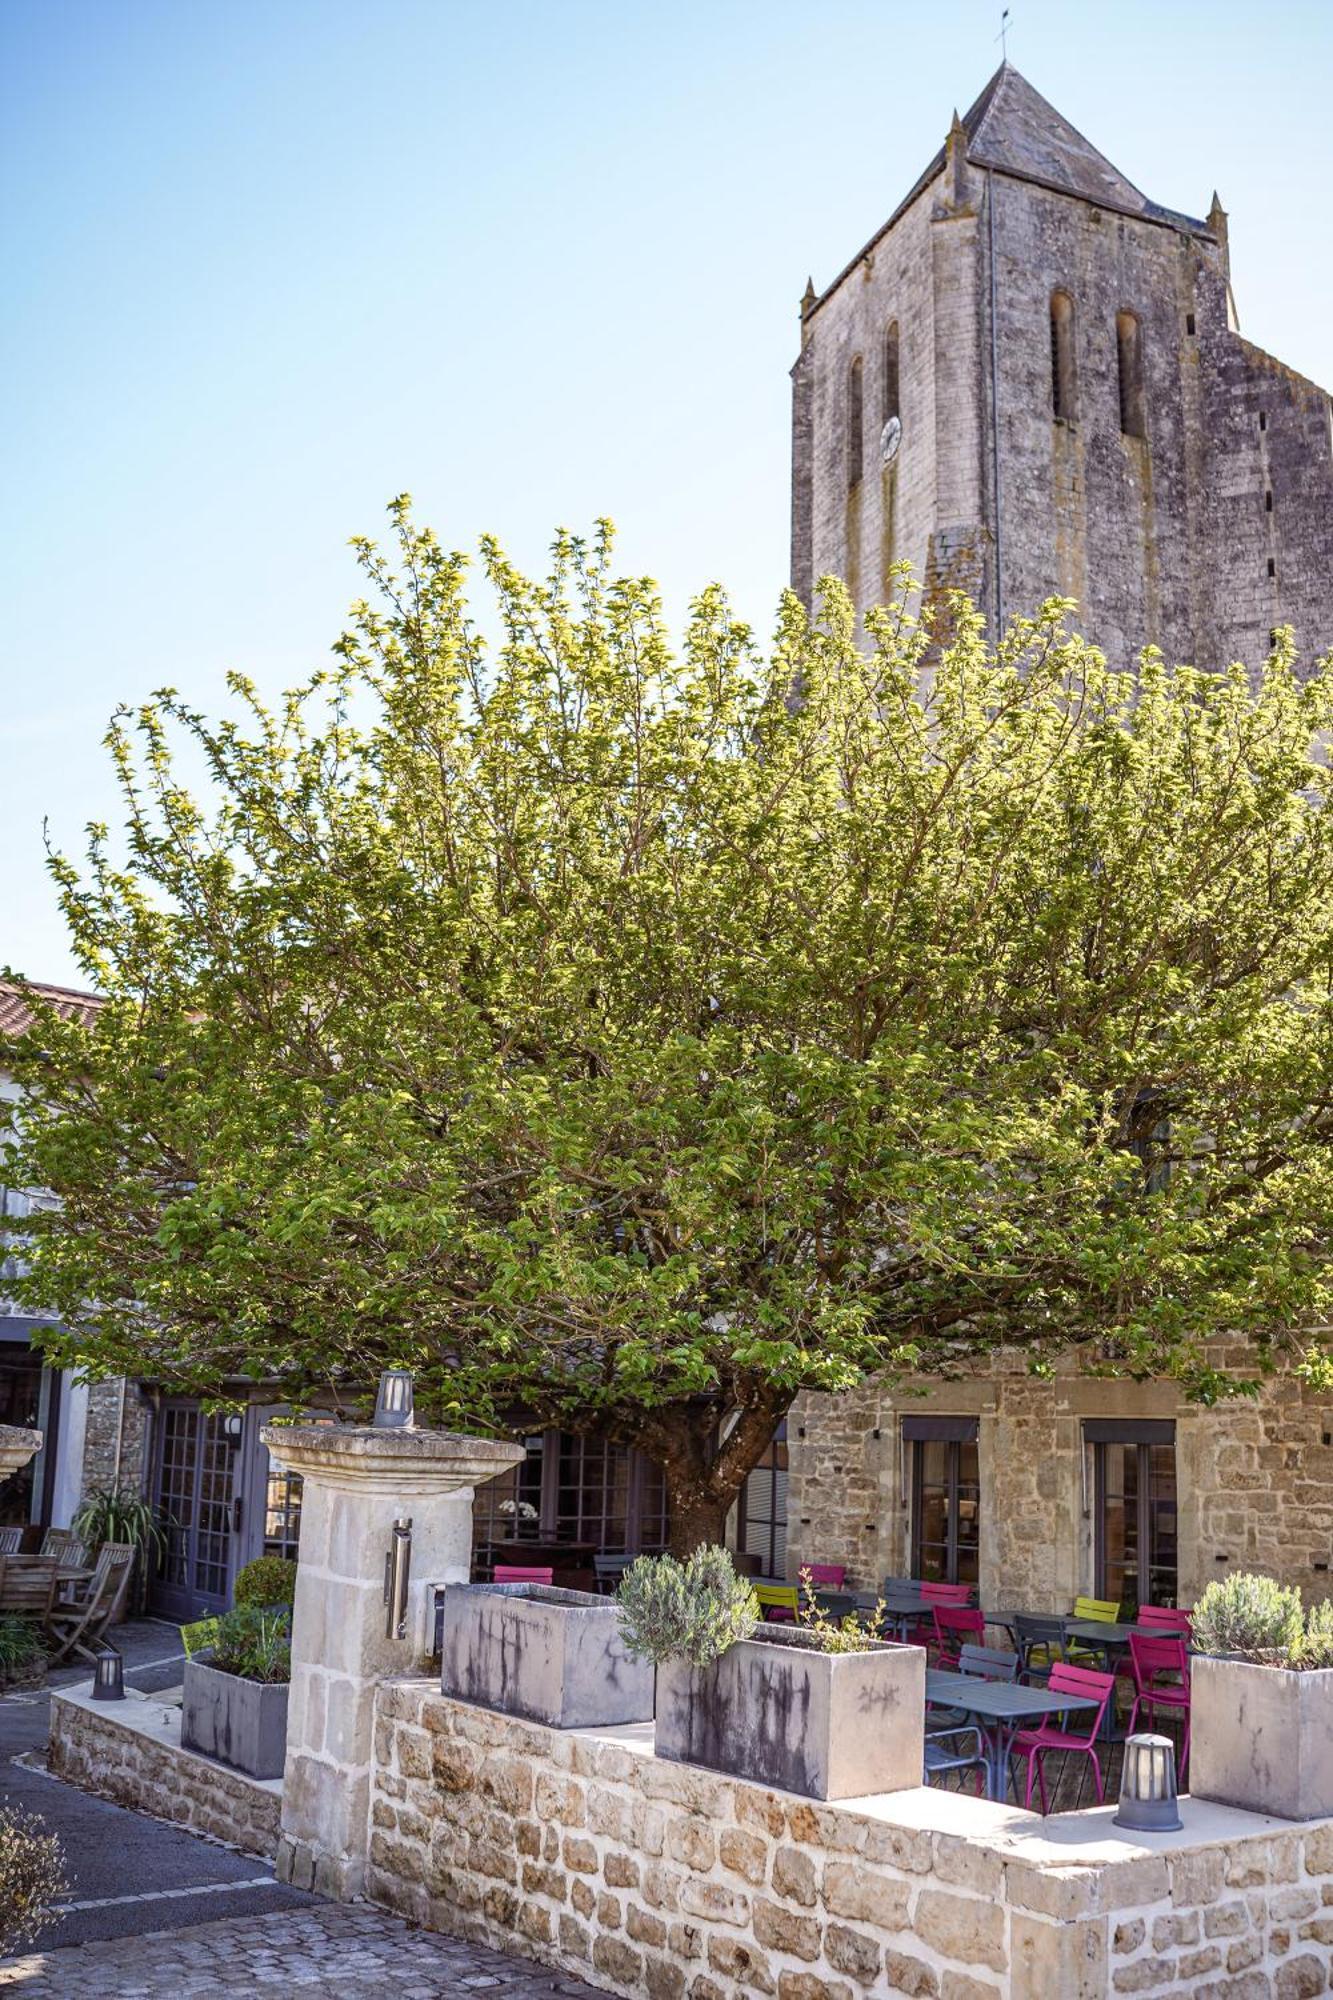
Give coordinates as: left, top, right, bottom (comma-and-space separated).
995, 7, 1011, 59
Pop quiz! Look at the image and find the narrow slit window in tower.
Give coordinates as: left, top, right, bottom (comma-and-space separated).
1117, 311, 1146, 439
848, 356, 864, 488
883, 321, 900, 425
1050, 291, 1076, 421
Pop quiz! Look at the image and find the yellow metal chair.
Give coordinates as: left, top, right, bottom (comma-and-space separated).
753, 1582, 799, 1623
1067, 1595, 1121, 1666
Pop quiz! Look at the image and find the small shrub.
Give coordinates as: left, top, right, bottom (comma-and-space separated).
1293, 1599, 1333, 1671
0, 1616, 46, 1689
232, 1556, 297, 1610
1192, 1572, 1304, 1663
796, 1579, 882, 1654
616, 1545, 758, 1669
0, 1808, 66, 1953
210, 1604, 291, 1684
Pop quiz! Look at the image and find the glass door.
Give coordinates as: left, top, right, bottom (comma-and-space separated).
907, 1418, 981, 1585
151, 1401, 239, 1619
1089, 1421, 1177, 1614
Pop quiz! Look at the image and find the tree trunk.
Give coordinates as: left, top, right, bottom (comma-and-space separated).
636, 1389, 790, 1561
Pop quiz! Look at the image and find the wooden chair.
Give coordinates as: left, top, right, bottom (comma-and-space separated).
1127, 1632, 1191, 1781
45, 1542, 135, 1664
492, 1564, 554, 1586
1010, 1663, 1116, 1812
0, 1555, 60, 1620
40, 1529, 89, 1567
0, 1529, 22, 1557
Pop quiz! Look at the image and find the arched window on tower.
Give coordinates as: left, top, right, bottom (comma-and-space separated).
883, 321, 900, 426
1050, 291, 1076, 422
848, 356, 864, 488
1117, 310, 1146, 439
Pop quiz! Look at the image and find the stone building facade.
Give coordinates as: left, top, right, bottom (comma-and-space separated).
790, 63, 1333, 674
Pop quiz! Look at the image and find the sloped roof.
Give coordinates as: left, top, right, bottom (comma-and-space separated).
809, 63, 1210, 318
0, 980, 103, 1038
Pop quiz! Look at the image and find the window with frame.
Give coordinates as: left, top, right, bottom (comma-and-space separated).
1087, 1419, 1177, 1615
738, 1421, 787, 1577
469, 1428, 666, 1558
905, 1416, 980, 1585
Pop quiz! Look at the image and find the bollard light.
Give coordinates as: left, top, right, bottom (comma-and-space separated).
1113, 1731, 1182, 1832
372, 1368, 415, 1431
91, 1646, 125, 1702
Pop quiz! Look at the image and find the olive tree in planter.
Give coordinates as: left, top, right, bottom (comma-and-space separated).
1190, 1573, 1333, 1820
440, 1580, 654, 1729
618, 1548, 924, 1801
181, 1566, 292, 1781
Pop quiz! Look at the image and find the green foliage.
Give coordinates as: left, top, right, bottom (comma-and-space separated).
1192, 1572, 1305, 1661
179, 1616, 221, 1659
0, 1809, 66, 1953
71, 1486, 166, 1562
0, 1616, 46, 1688
795, 1580, 882, 1654
8, 500, 1333, 1547
209, 1603, 291, 1684
1294, 1599, 1333, 1671
615, 1545, 759, 1667
232, 1555, 297, 1610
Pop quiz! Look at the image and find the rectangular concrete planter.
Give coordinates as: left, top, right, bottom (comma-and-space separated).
655, 1624, 925, 1801
1190, 1652, 1333, 1819
440, 1582, 654, 1729
180, 1656, 290, 1780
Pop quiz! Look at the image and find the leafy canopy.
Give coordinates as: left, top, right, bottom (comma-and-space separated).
7, 500, 1333, 1540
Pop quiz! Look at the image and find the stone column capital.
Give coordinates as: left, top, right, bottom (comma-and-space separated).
0, 1425, 42, 1480
260, 1423, 524, 1497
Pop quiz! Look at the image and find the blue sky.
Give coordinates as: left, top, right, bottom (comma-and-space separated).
5, 0, 1331, 985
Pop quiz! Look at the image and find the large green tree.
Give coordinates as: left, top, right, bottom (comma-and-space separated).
8, 502, 1333, 1551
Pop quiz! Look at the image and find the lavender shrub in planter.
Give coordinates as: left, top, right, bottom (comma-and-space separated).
1189, 1573, 1333, 1819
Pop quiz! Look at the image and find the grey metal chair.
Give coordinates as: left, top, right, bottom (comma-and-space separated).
1013, 1614, 1068, 1686
923, 1725, 987, 1793
958, 1643, 1020, 1682
592, 1554, 634, 1595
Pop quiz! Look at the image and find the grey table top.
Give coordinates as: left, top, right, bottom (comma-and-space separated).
925, 1670, 1099, 1719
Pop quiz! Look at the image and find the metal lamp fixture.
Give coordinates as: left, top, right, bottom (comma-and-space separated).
1113, 1732, 1182, 1832
91, 1646, 125, 1702
372, 1368, 415, 1431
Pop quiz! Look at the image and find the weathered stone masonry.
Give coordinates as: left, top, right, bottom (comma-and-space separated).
368, 1682, 1333, 2000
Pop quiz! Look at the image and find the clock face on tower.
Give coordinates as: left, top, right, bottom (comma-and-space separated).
880, 415, 902, 466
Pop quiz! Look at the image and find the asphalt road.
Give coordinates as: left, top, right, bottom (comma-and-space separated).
0, 1618, 314, 1951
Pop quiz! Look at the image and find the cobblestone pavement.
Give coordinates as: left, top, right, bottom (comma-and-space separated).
0, 1901, 607, 1996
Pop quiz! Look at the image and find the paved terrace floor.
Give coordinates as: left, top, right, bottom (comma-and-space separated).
0, 1618, 604, 1997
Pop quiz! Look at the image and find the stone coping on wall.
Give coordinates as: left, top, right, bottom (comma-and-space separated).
49, 1684, 281, 1860
368, 1678, 1333, 1999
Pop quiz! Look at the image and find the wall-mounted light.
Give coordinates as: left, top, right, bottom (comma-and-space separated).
222, 1413, 244, 1444
1113, 1733, 1181, 1833
373, 1369, 415, 1431
91, 1647, 125, 1702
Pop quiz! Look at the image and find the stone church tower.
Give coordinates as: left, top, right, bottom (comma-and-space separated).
791, 63, 1333, 671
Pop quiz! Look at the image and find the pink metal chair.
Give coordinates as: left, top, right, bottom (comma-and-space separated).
933, 1604, 986, 1668
1127, 1632, 1191, 1780
493, 1564, 554, 1585
1137, 1606, 1192, 1637
920, 1581, 972, 1606
1010, 1663, 1116, 1812
798, 1563, 847, 1589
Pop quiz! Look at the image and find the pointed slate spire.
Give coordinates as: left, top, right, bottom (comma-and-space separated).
800, 276, 817, 320
945, 106, 970, 205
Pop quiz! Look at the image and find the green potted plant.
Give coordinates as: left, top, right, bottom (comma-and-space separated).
618, 1548, 923, 1801
1190, 1572, 1333, 1819
71, 1485, 168, 1618
180, 1558, 293, 1779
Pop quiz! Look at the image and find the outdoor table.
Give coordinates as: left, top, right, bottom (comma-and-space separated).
925, 1668, 1099, 1801
849, 1588, 935, 1640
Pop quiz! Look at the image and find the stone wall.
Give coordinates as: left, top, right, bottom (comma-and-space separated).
367, 1682, 1333, 2000
785, 1357, 1333, 1612
49, 1686, 279, 1859
80, 1377, 150, 1496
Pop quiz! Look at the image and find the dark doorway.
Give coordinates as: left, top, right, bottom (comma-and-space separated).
905, 1416, 981, 1585
1088, 1419, 1177, 1614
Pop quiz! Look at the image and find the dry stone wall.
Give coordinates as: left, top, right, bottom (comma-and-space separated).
366, 1682, 1333, 2000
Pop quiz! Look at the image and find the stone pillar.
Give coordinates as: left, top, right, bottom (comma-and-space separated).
262, 1421, 523, 1897
0, 1425, 42, 1479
